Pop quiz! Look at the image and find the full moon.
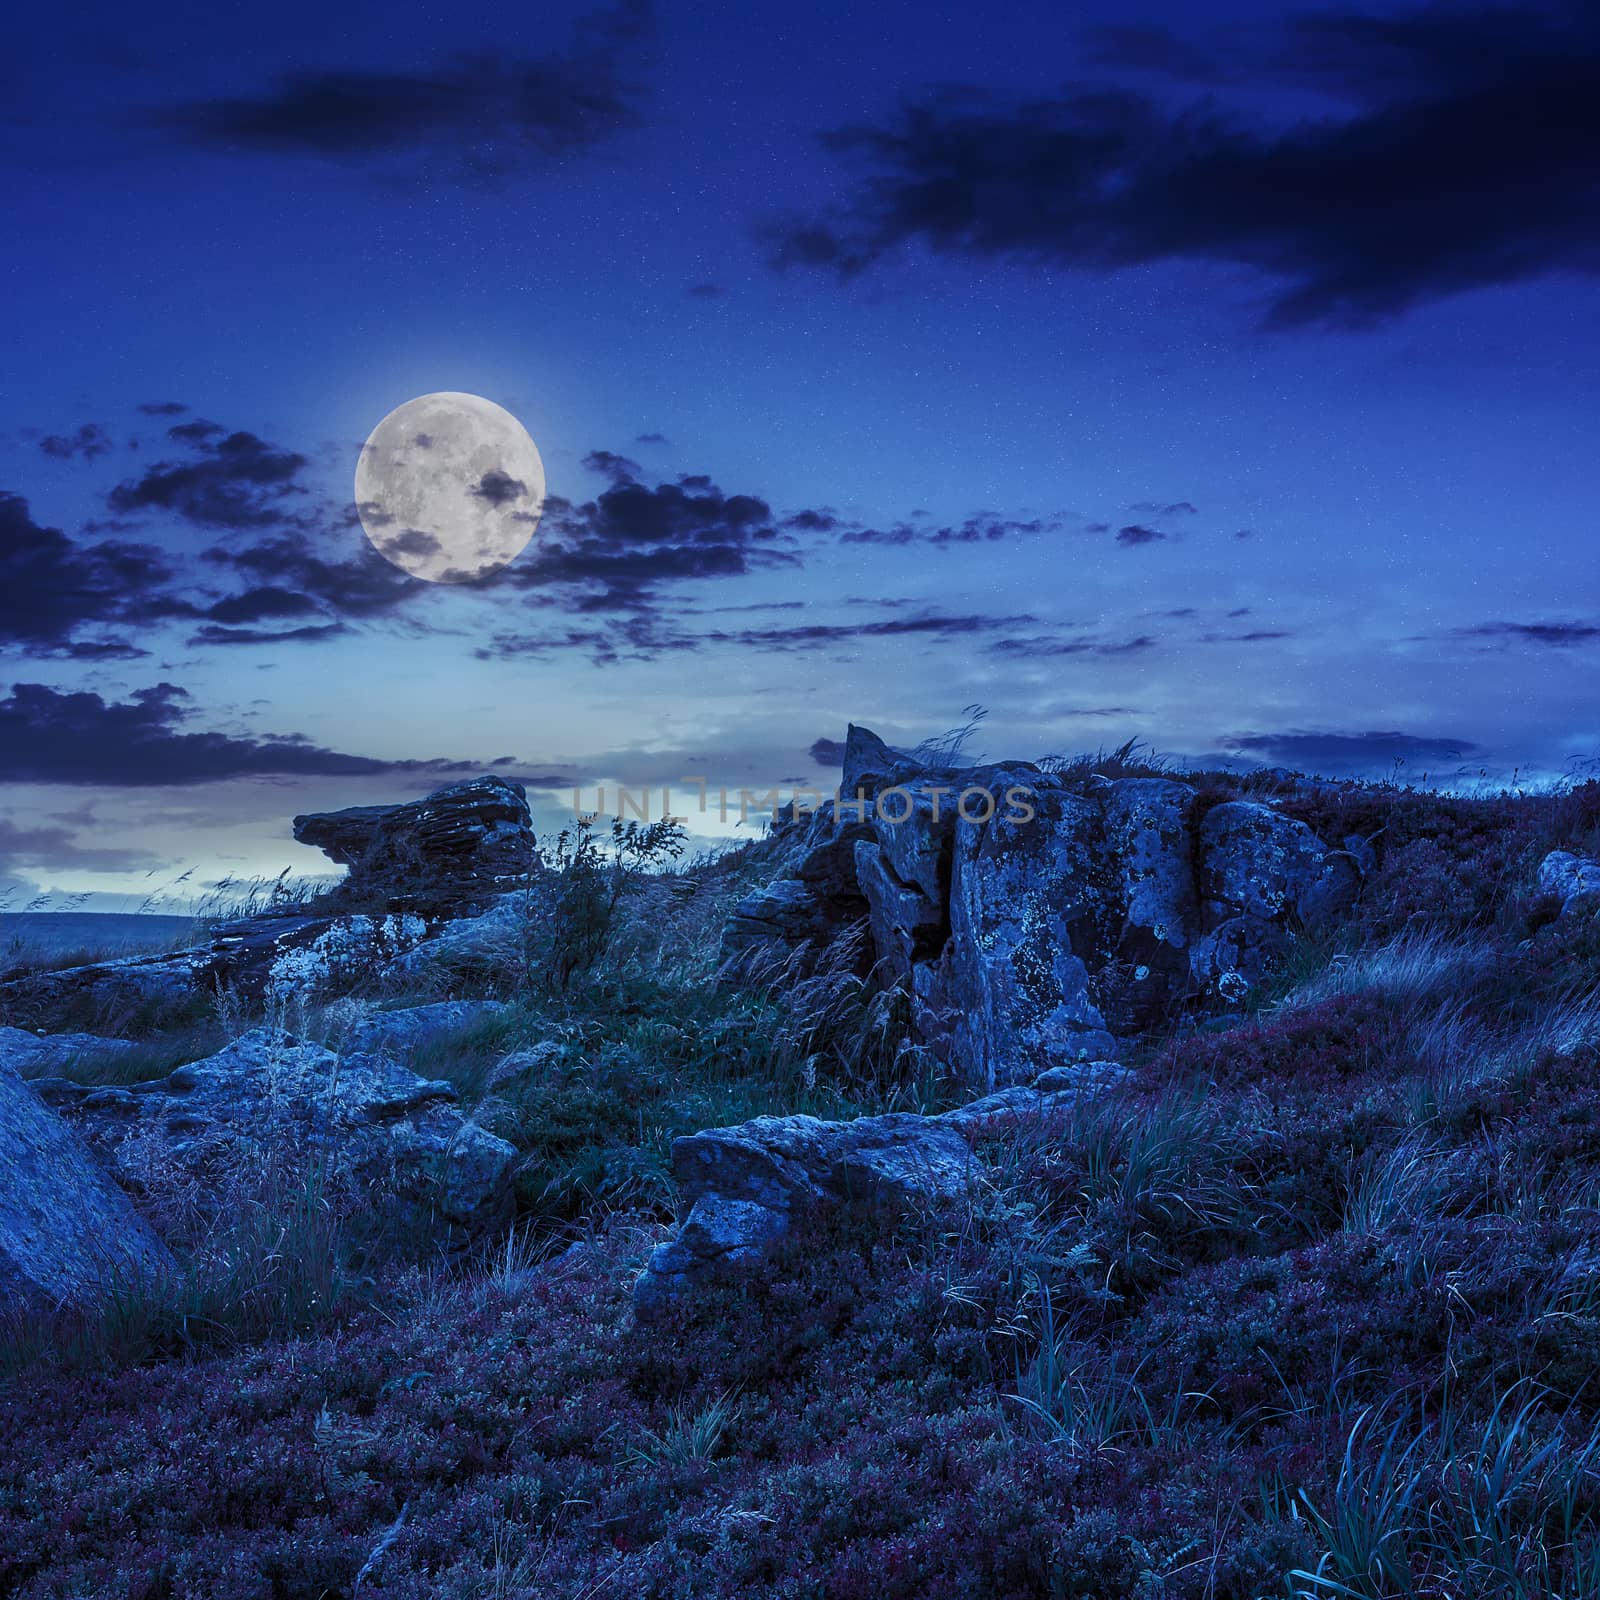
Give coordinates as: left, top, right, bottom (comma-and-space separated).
355, 392, 545, 583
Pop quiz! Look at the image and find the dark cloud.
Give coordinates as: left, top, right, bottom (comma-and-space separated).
154, 2, 652, 182
808, 737, 846, 767
136, 401, 189, 417
203, 528, 423, 618
201, 586, 322, 626
1453, 620, 1600, 647
839, 513, 1055, 547
1223, 729, 1477, 773
0, 819, 161, 877
0, 492, 177, 657
581, 449, 642, 483
108, 423, 309, 530
0, 682, 482, 786
1129, 499, 1199, 517
769, 4, 1600, 326
634, 432, 670, 446
686, 282, 725, 298
707, 611, 1034, 654
496, 463, 794, 612
991, 633, 1156, 658
188, 622, 347, 647
39, 423, 113, 461
472, 470, 531, 507
1115, 524, 1167, 547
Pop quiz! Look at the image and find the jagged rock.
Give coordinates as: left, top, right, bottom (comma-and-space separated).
42, 1028, 515, 1228
1540, 851, 1600, 916
933, 788, 1119, 1089
344, 999, 510, 1057
634, 1110, 981, 1316
0, 950, 202, 1029
1198, 802, 1360, 927
842, 722, 915, 798
635, 1059, 1136, 1315
1189, 915, 1291, 1001
0, 1026, 137, 1077
719, 812, 874, 977
294, 775, 535, 909
1100, 778, 1200, 1027
386, 893, 527, 979
1, 1057, 173, 1309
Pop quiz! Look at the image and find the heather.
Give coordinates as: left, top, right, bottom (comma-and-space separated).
4, 775, 1600, 1597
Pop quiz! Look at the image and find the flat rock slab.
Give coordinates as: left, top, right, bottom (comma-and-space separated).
0, 1026, 136, 1077
635, 1064, 1135, 1318
42, 1027, 516, 1228
344, 999, 510, 1057
0, 1058, 173, 1310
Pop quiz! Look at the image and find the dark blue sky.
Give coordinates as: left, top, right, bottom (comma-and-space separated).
3, 0, 1597, 902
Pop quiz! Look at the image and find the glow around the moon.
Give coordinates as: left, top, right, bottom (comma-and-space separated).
355, 392, 545, 582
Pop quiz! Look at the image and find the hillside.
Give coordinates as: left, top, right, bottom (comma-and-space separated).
2, 736, 1600, 1599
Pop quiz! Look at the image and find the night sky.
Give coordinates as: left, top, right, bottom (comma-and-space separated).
3, 0, 1597, 906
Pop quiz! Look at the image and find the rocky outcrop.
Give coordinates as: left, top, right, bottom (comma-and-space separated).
728, 728, 1367, 1090
634, 1061, 1120, 1317
36, 1028, 516, 1228
0, 1026, 136, 1077
634, 1110, 981, 1316
343, 999, 510, 1057
0, 778, 534, 1023
294, 776, 535, 909
1540, 850, 1600, 917
1, 1057, 173, 1309
719, 811, 875, 977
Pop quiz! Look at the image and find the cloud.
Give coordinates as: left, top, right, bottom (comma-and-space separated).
1129, 499, 1198, 517
472, 470, 532, 508
686, 282, 725, 298
0, 492, 177, 657
991, 633, 1156, 658
634, 432, 670, 445
188, 622, 347, 647
1222, 729, 1477, 773
39, 423, 113, 461
202, 528, 423, 618
496, 463, 796, 612
154, 2, 652, 182
838, 512, 1057, 546
0, 682, 487, 786
1115, 524, 1166, 547
0, 819, 161, 876
108, 422, 309, 530
768, 3, 1600, 326
1453, 620, 1600, 647
137, 401, 189, 417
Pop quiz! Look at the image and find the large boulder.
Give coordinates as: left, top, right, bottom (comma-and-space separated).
1, 1058, 173, 1310
634, 1110, 981, 1316
634, 1071, 1128, 1316
1540, 850, 1600, 917
1100, 778, 1200, 1028
36, 1028, 516, 1228
294, 775, 535, 909
930, 788, 1119, 1089
1190, 802, 1359, 1002
1197, 802, 1359, 927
